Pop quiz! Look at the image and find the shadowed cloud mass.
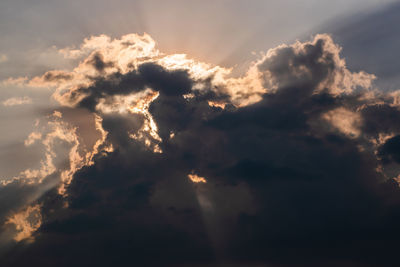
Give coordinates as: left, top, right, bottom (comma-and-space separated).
1, 32, 400, 267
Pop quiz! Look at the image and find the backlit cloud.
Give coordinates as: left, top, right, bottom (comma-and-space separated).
2, 32, 400, 266
5, 204, 41, 242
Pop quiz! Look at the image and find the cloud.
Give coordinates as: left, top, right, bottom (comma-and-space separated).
188, 173, 207, 183
0, 76, 28, 87
24, 132, 42, 146
256, 34, 375, 95
5, 204, 41, 242
0, 110, 109, 245
322, 107, 362, 138
3, 33, 400, 266
2, 96, 32, 106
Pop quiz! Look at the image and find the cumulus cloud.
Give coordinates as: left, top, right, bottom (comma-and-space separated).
3, 33, 400, 266
256, 34, 375, 95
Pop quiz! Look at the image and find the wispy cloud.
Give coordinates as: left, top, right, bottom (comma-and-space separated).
2, 96, 32, 106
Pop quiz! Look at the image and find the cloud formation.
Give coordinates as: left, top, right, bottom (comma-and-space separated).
5, 204, 41, 242
2, 33, 400, 266
2, 96, 32, 106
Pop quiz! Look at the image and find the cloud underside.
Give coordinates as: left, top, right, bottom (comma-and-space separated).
3, 33, 400, 266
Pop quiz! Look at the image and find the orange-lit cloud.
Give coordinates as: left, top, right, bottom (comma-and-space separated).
322, 107, 363, 138
2, 32, 398, 253
188, 173, 207, 183
6, 204, 42, 242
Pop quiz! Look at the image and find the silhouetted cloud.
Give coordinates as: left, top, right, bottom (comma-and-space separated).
2, 33, 400, 267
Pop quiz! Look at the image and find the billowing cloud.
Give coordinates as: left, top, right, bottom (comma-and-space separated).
2, 33, 400, 266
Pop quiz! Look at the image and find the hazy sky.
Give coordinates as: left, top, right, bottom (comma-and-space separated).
0, 0, 397, 79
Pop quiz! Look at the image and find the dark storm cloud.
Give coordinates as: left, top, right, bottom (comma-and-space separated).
75, 62, 194, 111
3, 34, 400, 267
378, 135, 400, 164
361, 103, 400, 136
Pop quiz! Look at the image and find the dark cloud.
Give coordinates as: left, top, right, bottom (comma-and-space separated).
361, 104, 400, 136
138, 63, 193, 96
86, 52, 114, 73
379, 135, 400, 164
3, 35, 400, 267
75, 62, 193, 111
258, 38, 333, 91
42, 71, 73, 82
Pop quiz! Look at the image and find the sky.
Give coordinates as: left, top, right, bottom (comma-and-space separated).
1, 1, 400, 266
